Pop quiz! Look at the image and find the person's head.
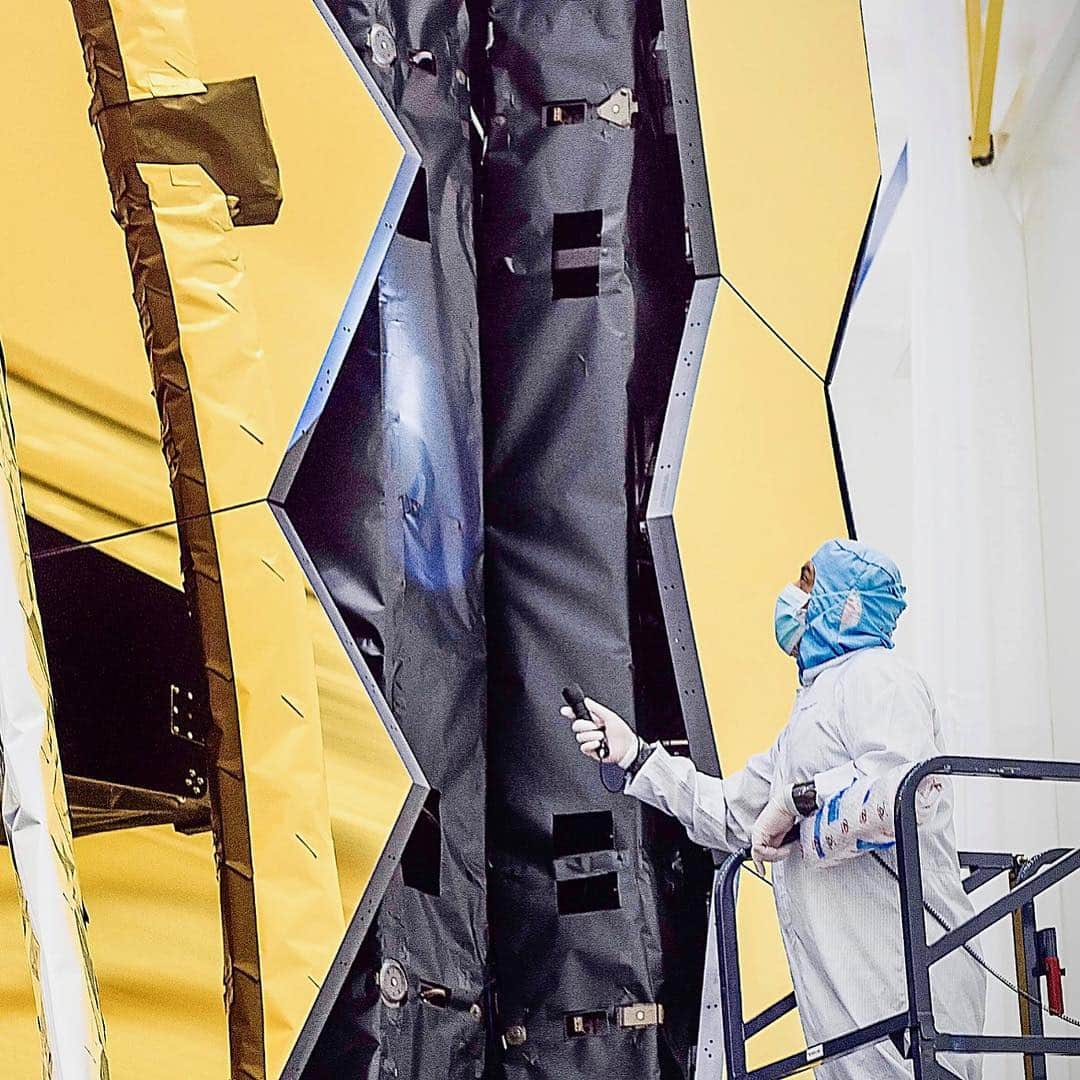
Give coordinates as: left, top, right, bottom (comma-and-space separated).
774, 539, 907, 674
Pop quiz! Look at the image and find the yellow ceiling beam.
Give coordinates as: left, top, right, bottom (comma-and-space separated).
966, 0, 1005, 164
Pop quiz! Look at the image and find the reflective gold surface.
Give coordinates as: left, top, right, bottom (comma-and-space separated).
690, 0, 879, 376
676, 284, 849, 1061
0, 3, 409, 1074
677, 4, 877, 1062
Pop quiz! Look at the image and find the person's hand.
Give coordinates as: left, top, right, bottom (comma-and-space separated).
560, 698, 638, 767
751, 800, 798, 876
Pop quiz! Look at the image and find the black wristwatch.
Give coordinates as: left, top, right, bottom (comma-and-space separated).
792, 781, 818, 817
623, 738, 656, 781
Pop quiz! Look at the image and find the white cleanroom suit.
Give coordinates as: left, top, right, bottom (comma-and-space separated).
626, 645, 986, 1079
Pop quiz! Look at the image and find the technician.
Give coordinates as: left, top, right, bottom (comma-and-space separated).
561, 539, 986, 1079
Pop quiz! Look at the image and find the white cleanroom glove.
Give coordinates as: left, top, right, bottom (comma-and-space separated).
751, 799, 798, 876
560, 697, 639, 768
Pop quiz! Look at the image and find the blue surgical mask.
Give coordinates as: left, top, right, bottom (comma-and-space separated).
775, 583, 811, 656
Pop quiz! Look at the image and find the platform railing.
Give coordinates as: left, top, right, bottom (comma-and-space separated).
713, 756, 1080, 1079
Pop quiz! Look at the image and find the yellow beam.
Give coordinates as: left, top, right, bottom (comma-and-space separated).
965, 0, 982, 118
967, 0, 1005, 164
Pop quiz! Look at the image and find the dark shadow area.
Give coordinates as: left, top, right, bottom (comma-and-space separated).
27, 517, 209, 801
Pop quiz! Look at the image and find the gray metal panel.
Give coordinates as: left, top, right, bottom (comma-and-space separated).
660, 0, 718, 279
695, 871, 729, 1080
646, 277, 719, 521
646, 514, 719, 779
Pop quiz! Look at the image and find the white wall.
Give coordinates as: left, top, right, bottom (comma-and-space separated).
833, 2, 1080, 1072
1020, 36, 1080, 1068
1021, 18, 1080, 841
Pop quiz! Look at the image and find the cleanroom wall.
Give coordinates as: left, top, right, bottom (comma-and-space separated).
833, 5, 1080, 1070
1021, 26, 1080, 1030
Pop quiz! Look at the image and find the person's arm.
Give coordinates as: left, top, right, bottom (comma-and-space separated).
798, 762, 943, 863
563, 696, 780, 854
625, 742, 775, 853
798, 660, 944, 866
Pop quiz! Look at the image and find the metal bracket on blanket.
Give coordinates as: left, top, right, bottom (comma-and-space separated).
711, 756, 1080, 1079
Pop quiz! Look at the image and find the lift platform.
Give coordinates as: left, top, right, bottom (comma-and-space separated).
711, 756, 1080, 1078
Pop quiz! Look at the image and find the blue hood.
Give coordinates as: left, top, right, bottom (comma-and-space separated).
798, 539, 907, 674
